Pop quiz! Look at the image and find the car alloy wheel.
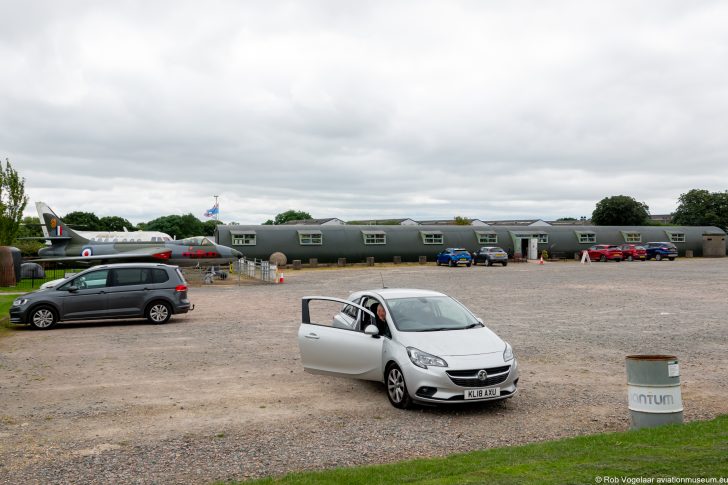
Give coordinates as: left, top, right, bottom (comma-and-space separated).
600, 255, 607, 262
656, 254, 662, 261
147, 302, 171, 324
627, 255, 633, 262
386, 364, 412, 409
30, 307, 57, 330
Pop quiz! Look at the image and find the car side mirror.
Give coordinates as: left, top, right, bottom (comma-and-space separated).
476, 317, 484, 325
68, 286, 79, 293
364, 324, 380, 337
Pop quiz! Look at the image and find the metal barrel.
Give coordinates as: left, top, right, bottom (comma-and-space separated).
626, 355, 683, 429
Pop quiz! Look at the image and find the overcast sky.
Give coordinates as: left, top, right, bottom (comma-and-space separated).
2, 1, 727, 225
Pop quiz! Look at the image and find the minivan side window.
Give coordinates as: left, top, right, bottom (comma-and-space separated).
109, 268, 170, 286
60, 270, 110, 290
152, 269, 169, 283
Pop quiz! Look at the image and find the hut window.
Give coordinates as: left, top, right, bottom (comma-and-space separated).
538, 233, 548, 244
298, 231, 323, 245
622, 232, 641, 243
475, 231, 497, 244
420, 231, 443, 245
232, 233, 256, 246
666, 232, 685, 243
576, 231, 596, 244
362, 231, 386, 245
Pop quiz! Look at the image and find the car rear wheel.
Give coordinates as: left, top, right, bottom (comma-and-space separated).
599, 255, 606, 262
386, 364, 412, 409
486, 260, 493, 266
669, 257, 675, 261
502, 261, 507, 266
448, 259, 455, 267
466, 262, 471, 267
656, 254, 662, 261
627, 255, 633, 262
146, 301, 171, 324
30, 306, 57, 330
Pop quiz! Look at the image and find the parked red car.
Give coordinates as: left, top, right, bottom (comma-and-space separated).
583, 244, 623, 262
619, 244, 647, 261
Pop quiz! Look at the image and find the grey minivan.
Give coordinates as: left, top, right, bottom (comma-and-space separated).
10, 263, 192, 330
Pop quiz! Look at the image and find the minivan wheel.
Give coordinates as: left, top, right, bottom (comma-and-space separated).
386, 364, 412, 409
146, 301, 171, 324
30, 306, 57, 330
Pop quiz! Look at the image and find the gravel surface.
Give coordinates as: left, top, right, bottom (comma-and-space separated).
1, 259, 727, 484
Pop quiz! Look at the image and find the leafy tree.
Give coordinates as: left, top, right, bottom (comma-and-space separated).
99, 216, 135, 232
13, 216, 44, 256
0, 159, 29, 245
63, 211, 102, 230
671, 189, 728, 230
453, 216, 471, 225
591, 195, 650, 226
202, 219, 224, 237
263, 209, 313, 225
145, 214, 205, 239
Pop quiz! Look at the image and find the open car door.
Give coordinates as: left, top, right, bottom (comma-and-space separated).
299, 296, 384, 381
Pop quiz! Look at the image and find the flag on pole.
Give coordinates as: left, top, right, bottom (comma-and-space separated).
204, 202, 219, 218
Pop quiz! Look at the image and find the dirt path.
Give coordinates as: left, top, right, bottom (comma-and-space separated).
1, 259, 726, 483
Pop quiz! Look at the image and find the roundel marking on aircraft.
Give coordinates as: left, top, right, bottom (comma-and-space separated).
81, 247, 93, 257
50, 218, 57, 229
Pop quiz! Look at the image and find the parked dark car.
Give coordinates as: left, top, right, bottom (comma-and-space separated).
644, 242, 678, 261
619, 244, 647, 261
436, 248, 472, 267
473, 246, 508, 266
9, 263, 192, 330
583, 244, 623, 262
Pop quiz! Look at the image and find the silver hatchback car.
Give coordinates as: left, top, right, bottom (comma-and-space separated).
298, 288, 518, 408
10, 263, 192, 330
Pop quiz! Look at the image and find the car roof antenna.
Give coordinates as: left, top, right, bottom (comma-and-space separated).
380, 272, 387, 289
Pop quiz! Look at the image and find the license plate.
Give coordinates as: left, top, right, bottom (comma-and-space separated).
459, 259, 467, 262
464, 388, 500, 400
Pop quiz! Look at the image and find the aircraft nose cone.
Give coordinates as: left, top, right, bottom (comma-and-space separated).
232, 248, 243, 259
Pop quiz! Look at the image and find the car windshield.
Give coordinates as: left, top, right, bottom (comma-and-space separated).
386, 296, 479, 332
453, 250, 469, 255
490, 247, 505, 253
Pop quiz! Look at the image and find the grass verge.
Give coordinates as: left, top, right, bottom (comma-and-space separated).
235, 415, 728, 485
0, 293, 16, 337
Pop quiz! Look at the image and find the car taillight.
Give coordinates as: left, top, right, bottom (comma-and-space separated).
175, 285, 187, 292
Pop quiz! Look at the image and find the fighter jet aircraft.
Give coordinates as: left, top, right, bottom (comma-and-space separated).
32, 203, 242, 266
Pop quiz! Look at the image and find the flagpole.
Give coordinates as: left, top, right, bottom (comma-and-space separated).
213, 195, 219, 221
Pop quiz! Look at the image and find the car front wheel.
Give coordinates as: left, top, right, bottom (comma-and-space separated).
600, 255, 607, 262
30, 306, 57, 330
386, 364, 412, 409
656, 254, 662, 261
146, 301, 171, 324
448, 259, 455, 267
627, 255, 633, 262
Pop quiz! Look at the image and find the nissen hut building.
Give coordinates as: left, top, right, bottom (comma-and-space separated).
216, 223, 727, 263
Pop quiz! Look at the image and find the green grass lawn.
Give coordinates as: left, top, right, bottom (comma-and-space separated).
0, 293, 16, 336
236, 415, 728, 485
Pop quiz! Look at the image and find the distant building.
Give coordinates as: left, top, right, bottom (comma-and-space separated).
485, 219, 551, 227
283, 218, 345, 226
348, 218, 419, 226
418, 219, 489, 226
650, 214, 673, 224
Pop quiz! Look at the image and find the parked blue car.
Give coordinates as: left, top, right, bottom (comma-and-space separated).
436, 248, 473, 267
644, 242, 678, 261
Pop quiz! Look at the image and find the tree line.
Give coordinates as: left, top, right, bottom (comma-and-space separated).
2, 159, 728, 255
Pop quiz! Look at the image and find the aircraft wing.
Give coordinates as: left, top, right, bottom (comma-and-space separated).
32, 247, 173, 263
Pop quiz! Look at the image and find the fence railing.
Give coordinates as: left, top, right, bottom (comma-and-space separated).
234, 257, 278, 283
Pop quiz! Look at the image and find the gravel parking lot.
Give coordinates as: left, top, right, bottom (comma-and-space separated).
1, 259, 727, 484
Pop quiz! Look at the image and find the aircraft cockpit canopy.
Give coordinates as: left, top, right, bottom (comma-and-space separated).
180, 236, 215, 246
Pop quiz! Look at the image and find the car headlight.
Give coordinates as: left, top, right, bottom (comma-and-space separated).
407, 347, 448, 369
503, 342, 514, 362
13, 298, 28, 306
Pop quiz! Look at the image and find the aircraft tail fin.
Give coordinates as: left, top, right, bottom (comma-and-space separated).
35, 201, 89, 245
